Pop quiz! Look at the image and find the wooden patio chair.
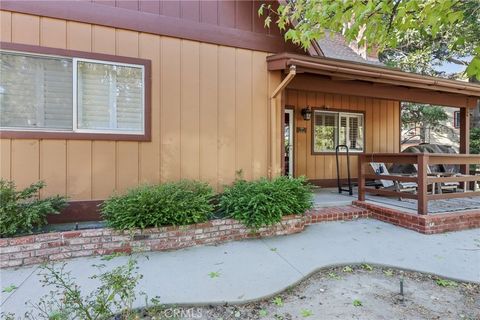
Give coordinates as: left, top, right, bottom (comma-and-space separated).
369, 163, 417, 198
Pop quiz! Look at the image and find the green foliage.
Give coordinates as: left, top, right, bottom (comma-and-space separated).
353, 299, 363, 307
342, 266, 353, 273
272, 296, 284, 307
259, 0, 480, 80
361, 264, 374, 271
2, 285, 17, 293
20, 259, 142, 319
208, 271, 220, 279
101, 180, 215, 230
300, 309, 313, 317
328, 272, 342, 280
436, 278, 458, 287
220, 176, 313, 229
470, 127, 480, 154
0, 180, 67, 237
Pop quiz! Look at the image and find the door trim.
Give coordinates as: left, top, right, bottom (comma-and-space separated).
284, 108, 295, 177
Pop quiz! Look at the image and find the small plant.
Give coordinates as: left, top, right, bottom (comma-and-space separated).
208, 271, 221, 278
383, 269, 394, 277
353, 299, 363, 307
342, 266, 353, 273
220, 176, 313, 228
328, 272, 342, 280
272, 296, 284, 307
2, 285, 17, 293
259, 309, 268, 317
19, 258, 142, 319
362, 264, 374, 271
0, 180, 67, 237
101, 180, 215, 230
436, 279, 458, 287
300, 309, 313, 317
270, 247, 278, 252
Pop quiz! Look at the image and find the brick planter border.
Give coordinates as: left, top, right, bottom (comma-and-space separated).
354, 201, 480, 234
0, 206, 368, 269
2, 203, 479, 269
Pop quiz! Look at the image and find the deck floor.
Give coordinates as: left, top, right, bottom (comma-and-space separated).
314, 187, 480, 214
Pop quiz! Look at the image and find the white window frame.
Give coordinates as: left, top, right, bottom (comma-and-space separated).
73, 58, 145, 135
313, 110, 364, 153
0, 50, 146, 135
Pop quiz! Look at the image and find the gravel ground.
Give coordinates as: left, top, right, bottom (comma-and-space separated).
142, 265, 480, 320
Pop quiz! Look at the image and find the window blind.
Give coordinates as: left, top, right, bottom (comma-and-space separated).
0, 53, 72, 129
77, 61, 143, 132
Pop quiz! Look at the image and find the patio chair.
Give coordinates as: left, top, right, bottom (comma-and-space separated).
369, 163, 417, 197
413, 164, 461, 194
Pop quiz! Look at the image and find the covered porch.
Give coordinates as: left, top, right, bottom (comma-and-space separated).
267, 53, 480, 217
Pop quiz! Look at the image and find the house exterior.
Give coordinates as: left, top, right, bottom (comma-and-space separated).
0, 0, 479, 222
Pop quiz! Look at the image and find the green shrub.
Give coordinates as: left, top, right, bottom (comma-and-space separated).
220, 176, 313, 229
101, 180, 215, 230
0, 180, 67, 237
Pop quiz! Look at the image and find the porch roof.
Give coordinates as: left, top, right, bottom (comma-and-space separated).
267, 52, 480, 108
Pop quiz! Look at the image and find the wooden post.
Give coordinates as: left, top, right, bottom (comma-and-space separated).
417, 153, 428, 215
459, 108, 470, 175
358, 154, 366, 201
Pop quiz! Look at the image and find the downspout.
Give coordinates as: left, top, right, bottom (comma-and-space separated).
269, 65, 296, 178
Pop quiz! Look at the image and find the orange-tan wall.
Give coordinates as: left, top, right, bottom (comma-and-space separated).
285, 89, 401, 180
0, 11, 281, 200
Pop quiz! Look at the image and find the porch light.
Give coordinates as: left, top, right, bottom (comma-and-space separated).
301, 107, 312, 121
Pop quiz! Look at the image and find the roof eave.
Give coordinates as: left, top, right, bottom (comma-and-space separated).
267, 53, 480, 99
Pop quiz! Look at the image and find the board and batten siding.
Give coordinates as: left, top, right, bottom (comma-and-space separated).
0, 11, 281, 200
285, 89, 401, 181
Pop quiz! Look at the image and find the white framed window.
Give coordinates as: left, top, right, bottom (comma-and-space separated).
313, 110, 364, 153
0, 51, 145, 135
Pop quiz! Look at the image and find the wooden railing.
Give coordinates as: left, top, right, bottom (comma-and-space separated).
358, 153, 480, 214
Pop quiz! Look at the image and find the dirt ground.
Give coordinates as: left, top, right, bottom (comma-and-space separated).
145, 265, 479, 320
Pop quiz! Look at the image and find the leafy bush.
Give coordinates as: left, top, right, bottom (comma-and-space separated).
101, 180, 215, 230
471, 127, 480, 154
0, 180, 67, 237
220, 176, 313, 229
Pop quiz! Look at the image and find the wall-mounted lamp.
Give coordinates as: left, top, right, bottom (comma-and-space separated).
301, 107, 312, 121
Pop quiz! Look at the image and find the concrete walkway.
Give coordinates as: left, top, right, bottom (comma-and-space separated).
1, 219, 479, 316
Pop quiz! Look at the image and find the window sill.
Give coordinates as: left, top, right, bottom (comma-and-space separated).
0, 130, 151, 142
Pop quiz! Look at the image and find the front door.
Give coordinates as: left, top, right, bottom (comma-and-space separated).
284, 109, 294, 176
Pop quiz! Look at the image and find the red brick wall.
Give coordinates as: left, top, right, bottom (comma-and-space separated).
2, 204, 478, 268
0, 206, 369, 268
353, 201, 480, 234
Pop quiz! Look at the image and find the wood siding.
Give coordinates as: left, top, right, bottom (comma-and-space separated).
0, 12, 281, 199
285, 89, 400, 180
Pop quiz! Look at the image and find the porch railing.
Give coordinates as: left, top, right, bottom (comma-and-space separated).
358, 153, 480, 214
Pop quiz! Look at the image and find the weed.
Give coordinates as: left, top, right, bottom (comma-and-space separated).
328, 272, 342, 280
2, 285, 17, 293
436, 279, 458, 287
300, 309, 313, 317
342, 266, 353, 273
272, 296, 284, 307
362, 264, 373, 271
353, 299, 363, 307
208, 271, 221, 278
383, 269, 394, 277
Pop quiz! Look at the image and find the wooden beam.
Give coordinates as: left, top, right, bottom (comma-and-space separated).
288, 75, 475, 108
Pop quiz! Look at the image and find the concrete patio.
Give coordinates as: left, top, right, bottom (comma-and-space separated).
1, 219, 479, 316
